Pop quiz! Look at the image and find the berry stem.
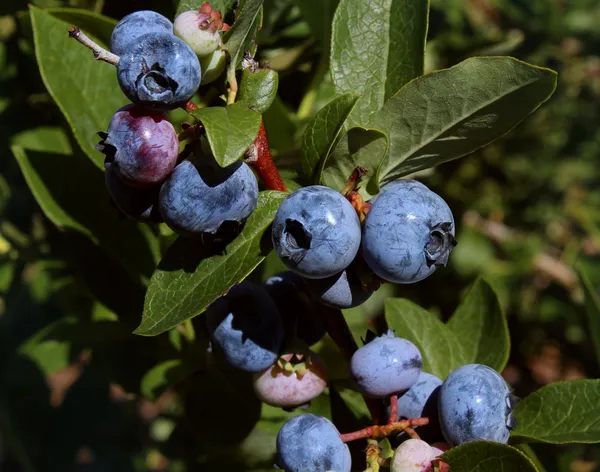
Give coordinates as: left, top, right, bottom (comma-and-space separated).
339, 417, 429, 443
249, 120, 288, 192
364, 439, 381, 472
67, 27, 120, 66
388, 394, 398, 424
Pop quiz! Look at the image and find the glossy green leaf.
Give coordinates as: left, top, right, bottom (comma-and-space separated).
385, 298, 467, 379
176, 0, 237, 17
294, 0, 339, 48
30, 6, 127, 169
447, 278, 510, 372
322, 127, 388, 197
299, 93, 358, 182
190, 102, 262, 167
11, 126, 158, 284
372, 57, 558, 184
46, 7, 116, 42
442, 441, 538, 472
137, 191, 287, 336
331, 0, 429, 126
512, 379, 600, 444
578, 266, 600, 369
238, 68, 279, 114
223, 0, 264, 70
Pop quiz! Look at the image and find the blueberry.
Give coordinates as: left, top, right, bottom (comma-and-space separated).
264, 272, 326, 346
174, 6, 224, 58
159, 154, 258, 235
276, 414, 351, 472
104, 162, 162, 223
97, 105, 179, 187
206, 282, 284, 373
306, 266, 372, 309
391, 439, 440, 472
350, 330, 422, 398
361, 180, 456, 284
110, 10, 173, 56
117, 33, 201, 110
438, 364, 518, 445
253, 350, 327, 408
272, 186, 361, 279
396, 372, 442, 420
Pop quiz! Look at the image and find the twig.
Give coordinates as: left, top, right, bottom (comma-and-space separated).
68, 26, 120, 66
364, 439, 381, 472
248, 120, 288, 192
388, 395, 398, 424
227, 70, 238, 104
463, 210, 578, 292
340, 417, 429, 442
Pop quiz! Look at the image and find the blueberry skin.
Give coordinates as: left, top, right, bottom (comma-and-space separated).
397, 372, 443, 420
438, 364, 515, 445
350, 331, 422, 398
206, 282, 284, 373
110, 11, 173, 56
306, 267, 372, 309
104, 162, 162, 223
264, 272, 326, 346
362, 180, 455, 284
276, 414, 351, 472
117, 33, 201, 110
99, 105, 179, 187
159, 156, 258, 235
272, 186, 361, 279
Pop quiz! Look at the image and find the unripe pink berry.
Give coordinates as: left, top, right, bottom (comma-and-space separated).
391, 439, 439, 472
174, 3, 228, 57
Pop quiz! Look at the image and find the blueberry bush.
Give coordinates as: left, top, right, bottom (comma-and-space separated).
2, 0, 600, 470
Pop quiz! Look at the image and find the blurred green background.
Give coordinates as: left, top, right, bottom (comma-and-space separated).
1, 0, 600, 470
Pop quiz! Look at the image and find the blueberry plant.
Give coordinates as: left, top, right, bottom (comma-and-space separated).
6, 0, 600, 471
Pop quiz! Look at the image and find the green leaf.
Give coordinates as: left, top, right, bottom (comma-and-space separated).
46, 7, 116, 43
223, 0, 264, 71
331, 0, 429, 126
442, 441, 538, 472
446, 278, 510, 372
294, 0, 339, 48
512, 379, 600, 444
190, 102, 262, 167
371, 57, 558, 184
137, 191, 287, 336
18, 318, 75, 376
140, 359, 200, 401
577, 266, 600, 369
238, 68, 279, 114
385, 298, 467, 379
176, 0, 237, 17
30, 6, 128, 169
299, 93, 358, 182
322, 127, 388, 197
11, 126, 158, 284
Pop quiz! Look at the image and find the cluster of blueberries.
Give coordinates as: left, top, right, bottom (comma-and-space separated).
99, 7, 259, 236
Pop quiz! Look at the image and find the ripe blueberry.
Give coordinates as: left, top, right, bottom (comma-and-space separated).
97, 105, 178, 187
110, 10, 173, 56
350, 330, 422, 398
362, 180, 456, 284
264, 272, 326, 346
391, 439, 441, 472
306, 266, 372, 309
104, 162, 162, 223
438, 364, 518, 445
253, 350, 327, 408
174, 3, 226, 58
272, 186, 361, 279
117, 32, 201, 110
276, 414, 351, 472
396, 372, 442, 420
159, 154, 258, 235
206, 282, 284, 373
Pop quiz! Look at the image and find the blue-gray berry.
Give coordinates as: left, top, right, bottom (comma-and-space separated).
110, 10, 173, 56
272, 186, 361, 279
362, 180, 456, 284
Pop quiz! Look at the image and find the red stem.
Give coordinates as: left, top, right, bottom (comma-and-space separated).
252, 120, 288, 192
340, 417, 429, 443
388, 395, 398, 424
